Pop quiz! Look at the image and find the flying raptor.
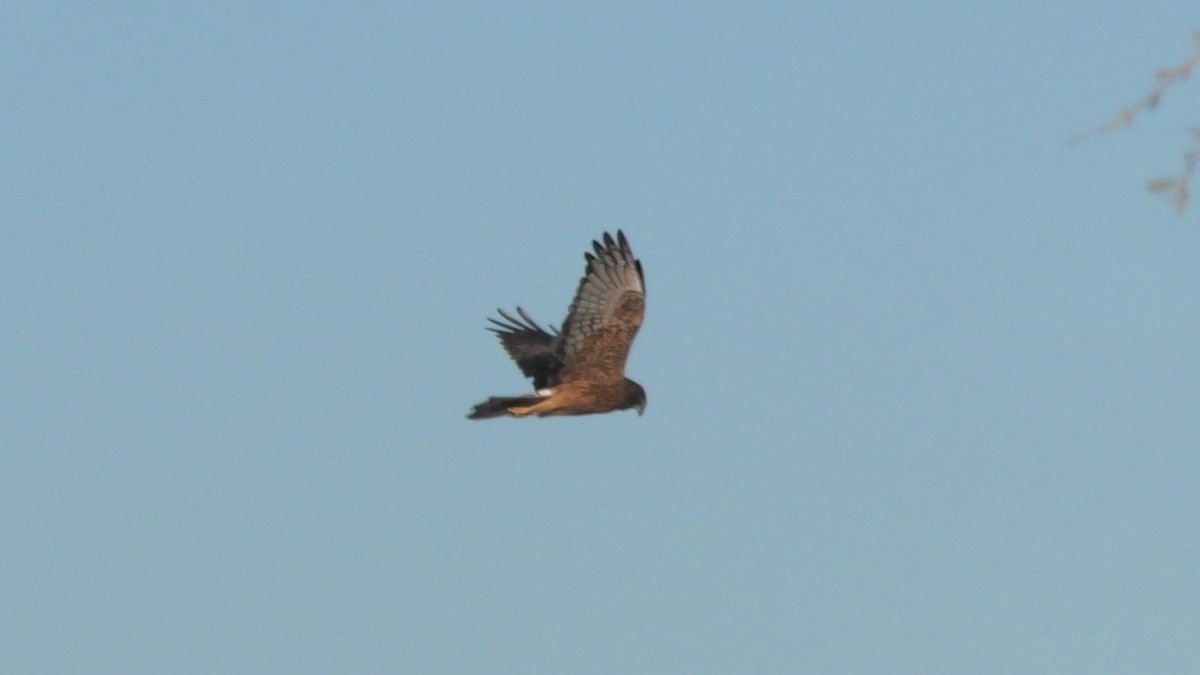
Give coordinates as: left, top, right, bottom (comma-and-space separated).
467, 231, 647, 419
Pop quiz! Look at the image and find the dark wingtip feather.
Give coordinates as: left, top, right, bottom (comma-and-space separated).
616, 230, 629, 251
488, 307, 552, 336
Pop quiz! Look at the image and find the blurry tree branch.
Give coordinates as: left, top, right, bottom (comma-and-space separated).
1071, 30, 1200, 216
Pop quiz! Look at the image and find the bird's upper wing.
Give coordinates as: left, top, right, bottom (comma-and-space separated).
487, 307, 562, 389
555, 230, 645, 383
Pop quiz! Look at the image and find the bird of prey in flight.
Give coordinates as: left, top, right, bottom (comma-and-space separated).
468, 231, 646, 419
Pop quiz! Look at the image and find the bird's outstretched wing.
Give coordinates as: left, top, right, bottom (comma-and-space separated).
487, 307, 562, 389
555, 230, 645, 383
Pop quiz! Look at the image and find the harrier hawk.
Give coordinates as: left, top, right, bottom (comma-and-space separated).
467, 231, 647, 419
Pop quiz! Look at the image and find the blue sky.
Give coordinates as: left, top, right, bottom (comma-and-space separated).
3, 3, 1198, 673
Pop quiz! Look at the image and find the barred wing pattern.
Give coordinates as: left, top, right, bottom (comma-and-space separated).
554, 231, 645, 382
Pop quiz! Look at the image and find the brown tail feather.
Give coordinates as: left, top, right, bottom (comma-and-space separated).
467, 395, 543, 420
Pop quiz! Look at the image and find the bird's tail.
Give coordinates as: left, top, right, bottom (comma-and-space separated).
466, 394, 544, 420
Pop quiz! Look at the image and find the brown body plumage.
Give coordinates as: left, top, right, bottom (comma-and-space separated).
468, 231, 647, 420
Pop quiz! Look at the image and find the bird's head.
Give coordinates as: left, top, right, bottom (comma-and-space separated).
623, 379, 647, 416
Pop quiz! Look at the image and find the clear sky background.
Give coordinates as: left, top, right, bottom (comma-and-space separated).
3, 3, 1198, 673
